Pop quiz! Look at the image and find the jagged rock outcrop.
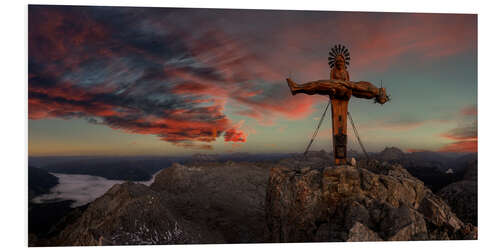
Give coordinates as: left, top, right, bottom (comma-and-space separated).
266, 162, 477, 242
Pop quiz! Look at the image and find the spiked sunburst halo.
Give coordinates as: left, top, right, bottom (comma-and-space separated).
328, 44, 350, 68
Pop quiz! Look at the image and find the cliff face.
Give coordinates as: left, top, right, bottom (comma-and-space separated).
265, 162, 477, 242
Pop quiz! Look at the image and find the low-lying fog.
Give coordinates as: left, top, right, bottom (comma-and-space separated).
32, 170, 163, 207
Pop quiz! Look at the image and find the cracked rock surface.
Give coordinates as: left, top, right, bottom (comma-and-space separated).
265, 162, 477, 242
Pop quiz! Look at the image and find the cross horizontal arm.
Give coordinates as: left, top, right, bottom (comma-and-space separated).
287, 78, 388, 104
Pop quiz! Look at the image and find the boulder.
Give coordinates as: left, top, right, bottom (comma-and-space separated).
346, 222, 382, 242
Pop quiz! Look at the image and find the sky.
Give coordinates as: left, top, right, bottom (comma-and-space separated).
28, 5, 477, 156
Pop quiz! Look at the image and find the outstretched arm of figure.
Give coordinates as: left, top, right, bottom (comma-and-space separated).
287, 78, 339, 96
348, 81, 389, 104
350, 81, 381, 98
286, 78, 388, 104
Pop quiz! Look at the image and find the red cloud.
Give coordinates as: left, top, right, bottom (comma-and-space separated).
273, 12, 476, 74
180, 29, 320, 121
338, 13, 476, 72
234, 94, 319, 122
438, 121, 477, 153
29, 7, 110, 67
440, 126, 477, 141
28, 7, 254, 150
224, 128, 247, 143
167, 36, 320, 122
28, 75, 241, 149
438, 140, 477, 153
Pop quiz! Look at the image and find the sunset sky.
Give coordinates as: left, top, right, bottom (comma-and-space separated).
28, 5, 477, 156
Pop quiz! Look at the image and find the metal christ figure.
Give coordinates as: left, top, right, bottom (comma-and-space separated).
286, 44, 389, 165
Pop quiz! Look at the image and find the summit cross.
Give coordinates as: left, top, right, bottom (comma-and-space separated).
287, 44, 389, 165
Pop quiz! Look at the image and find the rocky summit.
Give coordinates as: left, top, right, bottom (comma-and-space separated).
266, 162, 477, 242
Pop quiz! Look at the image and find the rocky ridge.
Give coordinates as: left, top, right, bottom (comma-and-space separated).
45, 155, 476, 246
266, 161, 477, 242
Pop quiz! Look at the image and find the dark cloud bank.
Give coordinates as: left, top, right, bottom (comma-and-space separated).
28, 5, 312, 149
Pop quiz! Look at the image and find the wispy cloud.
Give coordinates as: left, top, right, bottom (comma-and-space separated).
438, 105, 477, 153
361, 115, 451, 132
438, 140, 477, 153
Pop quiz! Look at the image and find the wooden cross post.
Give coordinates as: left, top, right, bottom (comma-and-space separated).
331, 97, 349, 165
286, 44, 389, 166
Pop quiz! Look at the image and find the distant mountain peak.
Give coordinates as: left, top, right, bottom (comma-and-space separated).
190, 153, 218, 162
378, 146, 405, 161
